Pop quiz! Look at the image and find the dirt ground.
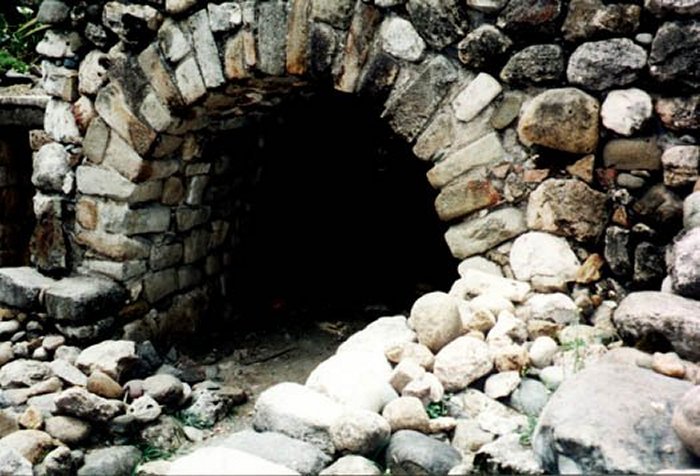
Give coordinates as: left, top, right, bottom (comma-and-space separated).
185, 317, 376, 436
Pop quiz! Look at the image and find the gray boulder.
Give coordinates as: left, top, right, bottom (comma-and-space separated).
649, 20, 700, 89
474, 433, 543, 474
533, 363, 695, 473
613, 291, 700, 361
78, 446, 141, 476
385, 430, 462, 475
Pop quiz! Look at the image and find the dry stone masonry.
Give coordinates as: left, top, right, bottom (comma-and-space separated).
0, 0, 699, 473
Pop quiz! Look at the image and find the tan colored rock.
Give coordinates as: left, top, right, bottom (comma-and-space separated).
87, 370, 123, 399
652, 352, 686, 379
566, 155, 595, 183
389, 360, 426, 393
435, 178, 501, 221
385, 342, 435, 370
527, 178, 608, 242
409, 292, 463, 353
492, 343, 529, 372
0, 430, 55, 464
517, 88, 599, 154
18, 407, 43, 430
576, 253, 605, 284
381, 396, 430, 432
603, 138, 662, 171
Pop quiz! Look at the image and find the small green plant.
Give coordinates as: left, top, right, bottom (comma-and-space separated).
139, 444, 175, 463
426, 399, 448, 419
174, 410, 213, 429
561, 337, 587, 372
518, 415, 538, 446
0, 5, 48, 75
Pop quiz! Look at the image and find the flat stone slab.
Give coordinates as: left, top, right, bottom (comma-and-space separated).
0, 267, 56, 309
44, 275, 127, 322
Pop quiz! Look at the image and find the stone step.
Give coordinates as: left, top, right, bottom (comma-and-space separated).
0, 267, 57, 310
44, 276, 127, 323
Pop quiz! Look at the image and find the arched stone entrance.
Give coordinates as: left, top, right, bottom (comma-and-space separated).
0, 0, 695, 343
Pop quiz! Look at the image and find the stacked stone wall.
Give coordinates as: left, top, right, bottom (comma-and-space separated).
0, 0, 696, 343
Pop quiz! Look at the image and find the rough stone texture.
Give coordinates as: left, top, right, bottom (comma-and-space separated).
670, 228, 700, 299
633, 184, 683, 229
0, 267, 55, 309
445, 208, 526, 259
0, 430, 55, 465
684, 192, 700, 230
386, 430, 462, 475
562, 0, 640, 42
533, 363, 694, 473
614, 292, 700, 361
663, 146, 700, 188
435, 178, 501, 222
451, 269, 530, 302
405, 0, 467, 49
434, 336, 493, 392
44, 276, 126, 323
337, 315, 416, 356
78, 446, 141, 476
409, 292, 463, 353
379, 16, 426, 62
649, 20, 700, 89
382, 56, 458, 141
527, 179, 608, 242
601, 88, 653, 136
382, 396, 431, 432
656, 95, 700, 132
517, 88, 599, 154
500, 44, 564, 85
54, 387, 125, 422
0, 360, 52, 389
567, 38, 647, 90
497, 0, 562, 36
475, 433, 543, 474
457, 25, 512, 71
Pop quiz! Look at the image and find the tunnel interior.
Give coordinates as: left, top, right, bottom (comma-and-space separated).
202, 90, 458, 333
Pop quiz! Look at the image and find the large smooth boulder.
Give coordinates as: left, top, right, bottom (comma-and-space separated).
253, 383, 344, 454
613, 292, 700, 361
306, 351, 397, 412
533, 363, 695, 473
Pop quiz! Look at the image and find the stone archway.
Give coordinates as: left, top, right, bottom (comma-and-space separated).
27, 0, 538, 341
0, 0, 694, 343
